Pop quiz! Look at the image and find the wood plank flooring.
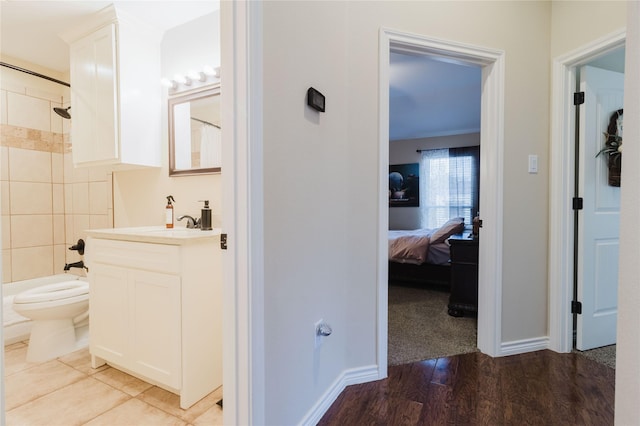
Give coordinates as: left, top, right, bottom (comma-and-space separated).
318, 350, 614, 425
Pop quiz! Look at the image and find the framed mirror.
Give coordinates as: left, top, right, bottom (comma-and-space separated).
168, 85, 221, 176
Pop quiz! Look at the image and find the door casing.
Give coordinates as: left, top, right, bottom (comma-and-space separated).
378, 29, 506, 377
548, 29, 626, 353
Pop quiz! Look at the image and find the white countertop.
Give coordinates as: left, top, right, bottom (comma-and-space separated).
86, 226, 222, 245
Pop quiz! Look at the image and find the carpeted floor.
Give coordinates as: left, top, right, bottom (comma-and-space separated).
574, 344, 616, 369
388, 284, 477, 366
388, 283, 616, 369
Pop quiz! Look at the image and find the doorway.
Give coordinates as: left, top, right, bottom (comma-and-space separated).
387, 52, 481, 365
377, 29, 506, 374
548, 30, 625, 354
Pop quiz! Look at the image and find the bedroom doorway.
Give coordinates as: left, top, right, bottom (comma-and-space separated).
387, 52, 481, 365
378, 29, 506, 374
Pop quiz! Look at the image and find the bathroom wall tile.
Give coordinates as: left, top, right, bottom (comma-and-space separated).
11, 246, 53, 281
2, 214, 11, 249
89, 181, 108, 214
53, 244, 66, 274
1, 81, 27, 96
6, 377, 128, 426
63, 152, 73, 183
4, 359, 86, 410
73, 214, 90, 242
7, 92, 50, 132
52, 183, 64, 214
64, 214, 74, 245
25, 86, 63, 104
71, 162, 89, 183
51, 152, 64, 183
53, 214, 65, 245
72, 182, 90, 214
10, 182, 52, 214
90, 214, 110, 230
1, 146, 9, 180
1, 180, 10, 215
1, 89, 7, 125
8, 148, 52, 183
64, 182, 73, 214
2, 249, 11, 283
11, 214, 53, 248
89, 166, 109, 182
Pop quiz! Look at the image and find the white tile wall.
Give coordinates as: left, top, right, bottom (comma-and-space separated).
1, 146, 9, 180
52, 153, 64, 183
72, 182, 90, 214
1, 215, 10, 249
53, 214, 65, 245
10, 182, 52, 215
11, 214, 53, 248
12, 246, 53, 281
1, 181, 9, 215
8, 148, 52, 182
6, 92, 51, 132
2, 249, 11, 283
0, 90, 7, 125
89, 181, 108, 214
52, 183, 65, 214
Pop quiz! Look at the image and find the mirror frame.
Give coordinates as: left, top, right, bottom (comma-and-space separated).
168, 85, 221, 176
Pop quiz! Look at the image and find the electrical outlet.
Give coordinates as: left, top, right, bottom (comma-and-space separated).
314, 319, 324, 349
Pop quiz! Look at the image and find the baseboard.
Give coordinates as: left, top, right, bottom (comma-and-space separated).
299, 364, 380, 426
500, 336, 549, 356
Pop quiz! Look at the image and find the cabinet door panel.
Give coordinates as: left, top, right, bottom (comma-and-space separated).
130, 270, 181, 389
90, 264, 129, 363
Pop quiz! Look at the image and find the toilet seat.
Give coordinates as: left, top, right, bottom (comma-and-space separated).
13, 281, 89, 305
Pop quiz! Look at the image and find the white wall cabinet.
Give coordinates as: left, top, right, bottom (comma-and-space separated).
86, 229, 222, 409
63, 5, 161, 169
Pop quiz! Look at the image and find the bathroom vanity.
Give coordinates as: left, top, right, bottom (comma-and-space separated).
85, 226, 222, 409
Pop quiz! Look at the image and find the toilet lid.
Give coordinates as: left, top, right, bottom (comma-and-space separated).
13, 281, 89, 304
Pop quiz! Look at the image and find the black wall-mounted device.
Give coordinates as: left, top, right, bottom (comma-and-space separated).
307, 87, 325, 112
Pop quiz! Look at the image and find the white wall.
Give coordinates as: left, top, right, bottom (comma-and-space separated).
113, 12, 222, 227
389, 133, 480, 230
260, 1, 553, 424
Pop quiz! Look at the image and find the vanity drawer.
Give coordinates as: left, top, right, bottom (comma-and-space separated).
88, 238, 181, 275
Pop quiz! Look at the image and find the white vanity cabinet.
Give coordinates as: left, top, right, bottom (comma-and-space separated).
62, 5, 161, 169
85, 228, 222, 409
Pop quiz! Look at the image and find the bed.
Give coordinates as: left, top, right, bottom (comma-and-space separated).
388, 217, 465, 287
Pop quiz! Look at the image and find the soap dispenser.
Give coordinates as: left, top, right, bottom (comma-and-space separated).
200, 200, 212, 230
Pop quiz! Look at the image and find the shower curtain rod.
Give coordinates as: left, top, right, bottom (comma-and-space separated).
191, 116, 220, 129
0, 62, 70, 87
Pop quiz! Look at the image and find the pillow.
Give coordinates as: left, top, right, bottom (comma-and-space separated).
430, 217, 465, 244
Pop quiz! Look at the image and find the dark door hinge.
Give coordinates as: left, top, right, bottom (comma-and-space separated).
571, 300, 582, 315
573, 197, 583, 210
574, 92, 585, 105
220, 233, 228, 250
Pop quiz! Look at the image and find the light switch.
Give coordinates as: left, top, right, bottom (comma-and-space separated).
528, 155, 538, 174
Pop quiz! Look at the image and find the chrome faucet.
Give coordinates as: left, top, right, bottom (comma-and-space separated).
177, 215, 201, 229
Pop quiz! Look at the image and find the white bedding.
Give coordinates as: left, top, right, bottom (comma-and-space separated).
388, 217, 465, 265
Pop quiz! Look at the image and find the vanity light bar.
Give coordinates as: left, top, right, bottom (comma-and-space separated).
162, 66, 220, 91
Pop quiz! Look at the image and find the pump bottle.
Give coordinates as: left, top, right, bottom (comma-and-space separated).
200, 200, 212, 230
166, 195, 175, 228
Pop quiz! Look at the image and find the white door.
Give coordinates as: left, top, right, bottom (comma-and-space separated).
576, 65, 623, 351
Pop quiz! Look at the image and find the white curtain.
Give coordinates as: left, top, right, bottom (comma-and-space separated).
200, 124, 221, 168
420, 147, 479, 229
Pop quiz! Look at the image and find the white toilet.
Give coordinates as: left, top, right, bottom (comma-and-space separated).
12, 280, 90, 362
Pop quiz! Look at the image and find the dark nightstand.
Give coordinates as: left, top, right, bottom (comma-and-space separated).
447, 234, 479, 317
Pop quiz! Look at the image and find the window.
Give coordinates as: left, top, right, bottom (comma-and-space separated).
420, 146, 480, 229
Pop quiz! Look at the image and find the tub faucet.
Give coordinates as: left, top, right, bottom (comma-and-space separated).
177, 215, 201, 229
64, 261, 87, 272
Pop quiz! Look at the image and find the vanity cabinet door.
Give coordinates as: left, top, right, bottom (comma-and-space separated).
90, 263, 129, 365
130, 270, 182, 389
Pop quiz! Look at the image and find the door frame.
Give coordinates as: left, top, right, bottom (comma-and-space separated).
548, 29, 625, 353
378, 29, 506, 373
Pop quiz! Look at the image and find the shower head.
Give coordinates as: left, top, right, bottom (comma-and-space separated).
53, 106, 71, 119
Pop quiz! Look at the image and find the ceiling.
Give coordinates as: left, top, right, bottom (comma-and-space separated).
389, 52, 482, 141
0, 1, 219, 73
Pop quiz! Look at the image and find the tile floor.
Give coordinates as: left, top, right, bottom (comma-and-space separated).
4, 341, 223, 425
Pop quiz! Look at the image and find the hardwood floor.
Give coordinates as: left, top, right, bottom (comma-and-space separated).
318, 350, 614, 425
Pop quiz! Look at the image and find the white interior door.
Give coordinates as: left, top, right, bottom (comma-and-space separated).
576, 65, 623, 351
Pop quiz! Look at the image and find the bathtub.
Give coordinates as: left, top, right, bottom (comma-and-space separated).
3, 274, 87, 345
